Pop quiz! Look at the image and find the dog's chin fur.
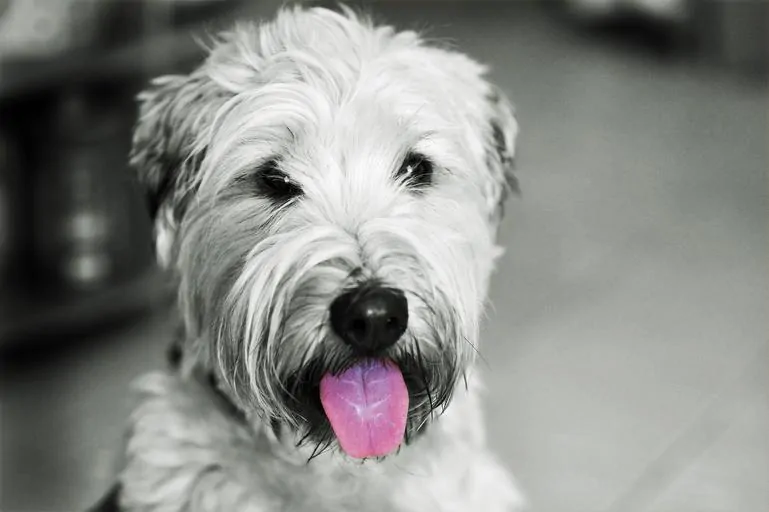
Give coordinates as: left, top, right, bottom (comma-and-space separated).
120, 368, 525, 512
113, 3, 526, 511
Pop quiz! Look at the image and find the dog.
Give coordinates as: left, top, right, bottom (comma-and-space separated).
93, 4, 525, 511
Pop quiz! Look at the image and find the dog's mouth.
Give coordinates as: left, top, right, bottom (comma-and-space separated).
319, 358, 408, 459
283, 351, 454, 461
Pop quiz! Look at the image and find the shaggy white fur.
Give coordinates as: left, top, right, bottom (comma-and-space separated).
111, 4, 525, 511
120, 370, 524, 511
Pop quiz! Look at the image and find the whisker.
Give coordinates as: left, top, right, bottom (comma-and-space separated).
414, 341, 435, 424
307, 438, 334, 463
296, 428, 314, 448
462, 335, 490, 369
307, 441, 325, 462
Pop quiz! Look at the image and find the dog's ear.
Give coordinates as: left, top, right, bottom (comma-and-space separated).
484, 85, 519, 223
130, 71, 230, 265
130, 72, 225, 219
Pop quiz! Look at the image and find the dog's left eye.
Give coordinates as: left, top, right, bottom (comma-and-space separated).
396, 153, 433, 189
255, 162, 303, 201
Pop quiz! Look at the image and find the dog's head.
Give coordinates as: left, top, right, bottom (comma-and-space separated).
131, 5, 518, 460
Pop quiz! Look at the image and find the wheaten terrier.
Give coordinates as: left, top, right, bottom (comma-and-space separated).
92, 5, 525, 511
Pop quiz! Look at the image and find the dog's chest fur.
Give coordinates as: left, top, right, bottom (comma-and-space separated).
117, 370, 523, 512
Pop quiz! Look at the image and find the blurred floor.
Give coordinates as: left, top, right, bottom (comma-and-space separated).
2, 3, 767, 511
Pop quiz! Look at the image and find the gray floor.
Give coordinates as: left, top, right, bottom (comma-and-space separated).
2, 4, 767, 512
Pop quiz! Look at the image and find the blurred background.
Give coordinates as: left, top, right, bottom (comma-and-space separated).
0, 0, 766, 511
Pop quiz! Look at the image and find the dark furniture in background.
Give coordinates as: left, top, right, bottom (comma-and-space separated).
0, 0, 246, 349
559, 0, 768, 76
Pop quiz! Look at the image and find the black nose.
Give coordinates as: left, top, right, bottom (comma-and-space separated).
329, 286, 409, 354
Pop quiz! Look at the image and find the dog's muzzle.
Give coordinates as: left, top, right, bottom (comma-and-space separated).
304, 284, 410, 459
278, 282, 456, 462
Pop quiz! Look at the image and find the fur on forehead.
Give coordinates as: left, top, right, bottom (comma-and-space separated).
130, 4, 518, 262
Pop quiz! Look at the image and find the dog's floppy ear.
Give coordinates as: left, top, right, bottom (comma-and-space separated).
130, 71, 230, 266
484, 85, 520, 222
130, 71, 227, 220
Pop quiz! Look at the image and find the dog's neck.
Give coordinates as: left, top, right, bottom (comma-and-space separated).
119, 354, 505, 512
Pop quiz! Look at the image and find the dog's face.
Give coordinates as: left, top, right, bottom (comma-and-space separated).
131, 6, 517, 459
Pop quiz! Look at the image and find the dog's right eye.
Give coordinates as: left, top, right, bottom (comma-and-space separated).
255, 161, 303, 201
396, 152, 433, 190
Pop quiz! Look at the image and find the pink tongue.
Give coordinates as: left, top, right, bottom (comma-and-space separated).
319, 359, 409, 459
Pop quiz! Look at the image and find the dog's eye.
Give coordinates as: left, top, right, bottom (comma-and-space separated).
396, 153, 433, 189
255, 161, 302, 201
